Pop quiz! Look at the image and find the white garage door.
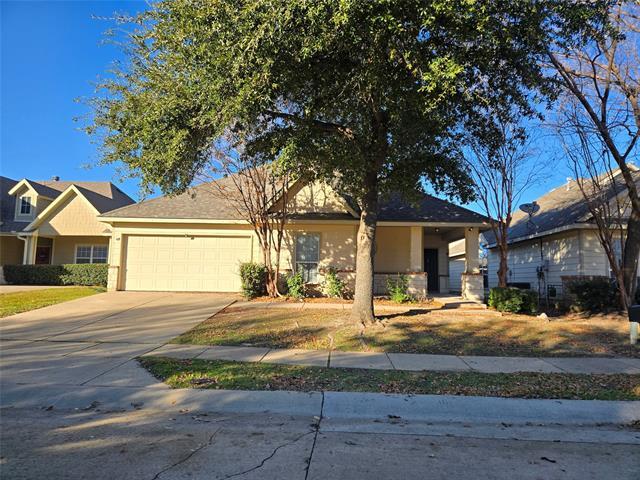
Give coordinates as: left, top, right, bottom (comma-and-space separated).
123, 235, 252, 292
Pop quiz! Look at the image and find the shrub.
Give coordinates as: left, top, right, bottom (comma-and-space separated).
239, 262, 267, 299
3, 264, 108, 287
286, 272, 306, 299
386, 274, 413, 303
566, 277, 618, 313
322, 267, 345, 298
488, 287, 538, 314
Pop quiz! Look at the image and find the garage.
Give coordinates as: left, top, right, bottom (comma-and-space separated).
122, 235, 252, 292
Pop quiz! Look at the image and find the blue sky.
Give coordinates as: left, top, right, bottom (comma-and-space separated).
1, 1, 573, 209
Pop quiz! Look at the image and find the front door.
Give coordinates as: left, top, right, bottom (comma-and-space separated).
35, 246, 51, 264
424, 248, 439, 292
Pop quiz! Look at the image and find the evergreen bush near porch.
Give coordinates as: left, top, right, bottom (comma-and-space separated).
566, 278, 619, 314
322, 267, 346, 299
238, 262, 267, 299
286, 272, 306, 299
3, 264, 108, 287
387, 275, 413, 304
488, 287, 538, 314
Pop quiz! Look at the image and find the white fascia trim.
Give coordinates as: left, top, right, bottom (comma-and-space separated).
98, 216, 490, 228
3, 231, 34, 236
484, 223, 595, 249
24, 185, 100, 231
377, 221, 489, 228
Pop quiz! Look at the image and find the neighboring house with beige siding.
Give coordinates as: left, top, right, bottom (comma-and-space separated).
99, 178, 490, 300
483, 167, 640, 301
0, 176, 134, 273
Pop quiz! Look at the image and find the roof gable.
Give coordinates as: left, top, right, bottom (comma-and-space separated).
284, 181, 358, 219
27, 187, 111, 236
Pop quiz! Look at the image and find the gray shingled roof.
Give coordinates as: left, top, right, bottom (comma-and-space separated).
378, 192, 489, 223
102, 179, 490, 225
0, 176, 23, 233
0, 177, 134, 233
27, 180, 135, 213
101, 179, 244, 220
484, 169, 640, 247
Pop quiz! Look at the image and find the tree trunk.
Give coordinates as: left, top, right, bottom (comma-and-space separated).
351, 170, 378, 326
622, 212, 640, 309
497, 243, 509, 288
262, 243, 277, 298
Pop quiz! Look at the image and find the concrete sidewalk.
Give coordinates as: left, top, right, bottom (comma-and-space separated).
148, 343, 640, 374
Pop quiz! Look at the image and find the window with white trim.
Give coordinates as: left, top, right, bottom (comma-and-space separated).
295, 233, 320, 283
75, 245, 108, 264
19, 196, 32, 215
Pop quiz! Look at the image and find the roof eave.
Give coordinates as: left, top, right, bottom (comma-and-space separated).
484, 223, 595, 248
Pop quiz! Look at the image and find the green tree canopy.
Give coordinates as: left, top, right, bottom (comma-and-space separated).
88, 0, 607, 323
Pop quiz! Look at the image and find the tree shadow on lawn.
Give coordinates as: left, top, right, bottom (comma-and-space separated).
371, 310, 639, 357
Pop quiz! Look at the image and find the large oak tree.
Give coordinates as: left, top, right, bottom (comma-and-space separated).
88, 0, 605, 325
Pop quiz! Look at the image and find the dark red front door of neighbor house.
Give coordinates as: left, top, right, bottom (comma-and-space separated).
35, 246, 51, 264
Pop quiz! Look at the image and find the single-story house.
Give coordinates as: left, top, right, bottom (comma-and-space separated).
99, 179, 490, 300
0, 176, 134, 268
483, 166, 640, 300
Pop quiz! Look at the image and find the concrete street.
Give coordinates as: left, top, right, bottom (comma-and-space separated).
1, 292, 639, 479
2, 403, 639, 480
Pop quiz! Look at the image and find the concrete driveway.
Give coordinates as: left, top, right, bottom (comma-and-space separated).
0, 291, 236, 387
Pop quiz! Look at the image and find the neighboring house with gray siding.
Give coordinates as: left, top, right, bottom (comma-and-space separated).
482, 167, 640, 301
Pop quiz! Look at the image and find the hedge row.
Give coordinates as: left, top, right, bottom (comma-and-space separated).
3, 264, 108, 287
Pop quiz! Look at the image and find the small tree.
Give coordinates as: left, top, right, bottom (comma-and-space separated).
202, 149, 292, 297
557, 103, 637, 310
465, 119, 542, 287
548, 1, 640, 309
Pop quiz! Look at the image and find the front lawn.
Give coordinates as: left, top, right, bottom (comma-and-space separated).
140, 356, 640, 401
173, 306, 639, 358
0, 286, 105, 318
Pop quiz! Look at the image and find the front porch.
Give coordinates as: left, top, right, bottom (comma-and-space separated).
21, 234, 109, 265
370, 224, 484, 301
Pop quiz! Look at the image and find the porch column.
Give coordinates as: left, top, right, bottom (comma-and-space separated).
464, 227, 480, 273
408, 226, 427, 298
409, 226, 423, 272
107, 230, 123, 291
462, 227, 484, 302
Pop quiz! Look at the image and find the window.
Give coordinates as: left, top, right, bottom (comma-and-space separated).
19, 196, 32, 215
75, 245, 108, 264
295, 233, 320, 283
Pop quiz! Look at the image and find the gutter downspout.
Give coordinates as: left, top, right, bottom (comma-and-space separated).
17, 234, 30, 264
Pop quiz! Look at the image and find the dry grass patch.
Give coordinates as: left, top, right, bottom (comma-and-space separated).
173, 306, 639, 358
140, 357, 640, 400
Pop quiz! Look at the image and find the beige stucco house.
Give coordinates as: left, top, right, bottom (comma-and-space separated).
99, 179, 489, 300
0, 176, 134, 269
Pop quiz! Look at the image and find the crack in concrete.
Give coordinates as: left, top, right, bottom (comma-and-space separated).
224, 430, 315, 479
150, 427, 221, 480
304, 391, 325, 480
